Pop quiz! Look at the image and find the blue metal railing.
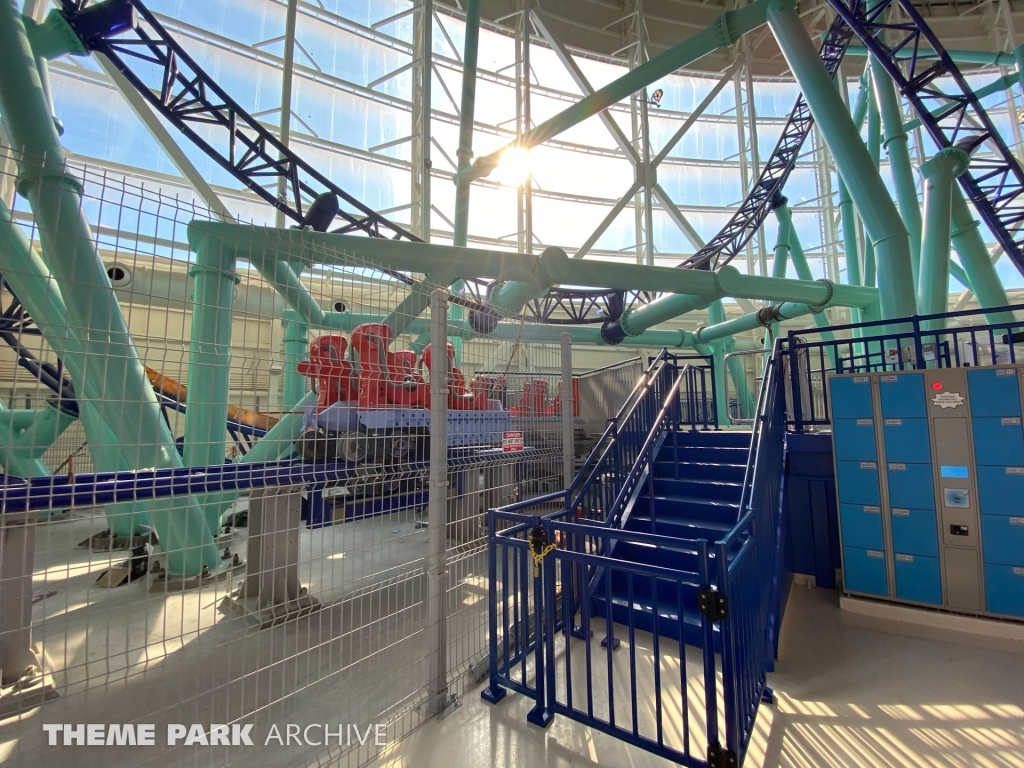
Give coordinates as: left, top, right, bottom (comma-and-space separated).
786, 303, 1024, 430
568, 353, 716, 527
716, 341, 788, 762
483, 347, 792, 766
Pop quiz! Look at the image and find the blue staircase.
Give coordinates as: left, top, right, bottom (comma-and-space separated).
593, 428, 753, 646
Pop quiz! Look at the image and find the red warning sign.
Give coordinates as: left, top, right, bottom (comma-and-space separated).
502, 430, 524, 452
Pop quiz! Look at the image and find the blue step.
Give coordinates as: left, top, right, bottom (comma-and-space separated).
651, 477, 743, 502
636, 494, 740, 525
658, 445, 750, 464
653, 460, 747, 482
589, 580, 725, 652
623, 513, 733, 543
670, 429, 752, 448
582, 427, 751, 651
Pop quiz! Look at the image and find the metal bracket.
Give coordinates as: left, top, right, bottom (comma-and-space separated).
698, 588, 728, 621
707, 744, 738, 768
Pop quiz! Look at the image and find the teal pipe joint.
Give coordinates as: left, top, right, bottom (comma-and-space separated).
482, 246, 571, 321
22, 10, 87, 60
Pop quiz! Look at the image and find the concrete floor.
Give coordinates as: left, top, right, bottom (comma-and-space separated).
367, 585, 1024, 768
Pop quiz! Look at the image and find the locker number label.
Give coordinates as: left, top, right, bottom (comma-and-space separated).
884, 419, 902, 426
889, 463, 906, 471
860, 462, 877, 469
1003, 417, 1022, 426
881, 375, 897, 382
867, 550, 884, 559
931, 391, 965, 409
998, 368, 1015, 376
856, 419, 873, 426
895, 554, 914, 563
1014, 567, 1024, 576
864, 505, 881, 513
1007, 467, 1024, 475
891, 508, 910, 516
1010, 517, 1024, 526
853, 377, 869, 383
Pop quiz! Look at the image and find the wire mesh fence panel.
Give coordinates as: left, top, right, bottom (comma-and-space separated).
0, 150, 573, 768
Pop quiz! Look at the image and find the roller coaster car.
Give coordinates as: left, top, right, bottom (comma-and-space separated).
296, 335, 356, 412
295, 324, 511, 464
509, 380, 548, 416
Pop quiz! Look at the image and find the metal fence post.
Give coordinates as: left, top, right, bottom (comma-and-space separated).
425, 288, 453, 717
561, 332, 574, 489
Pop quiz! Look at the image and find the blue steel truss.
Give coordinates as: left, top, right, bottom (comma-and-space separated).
825, 0, 1024, 275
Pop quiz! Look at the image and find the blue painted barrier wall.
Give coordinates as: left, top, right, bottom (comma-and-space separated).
783, 431, 840, 590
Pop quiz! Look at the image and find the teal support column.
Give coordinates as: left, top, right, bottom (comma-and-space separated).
282, 313, 309, 409
184, 234, 238, 534
1014, 44, 1024, 98
765, 198, 793, 347
0, 399, 73, 478
452, 0, 481, 247
862, 79, 881, 290
871, 55, 923, 287
199, 390, 319, 518
768, 0, 915, 321
0, 200, 150, 533
950, 186, 1015, 324
917, 148, 970, 327
0, 1, 222, 577
708, 301, 754, 421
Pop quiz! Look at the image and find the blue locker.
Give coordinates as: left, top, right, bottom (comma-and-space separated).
967, 368, 1022, 418
829, 376, 874, 419
839, 503, 884, 550
977, 465, 1024, 516
833, 419, 878, 462
879, 374, 927, 419
890, 508, 939, 557
843, 547, 888, 596
972, 417, 1024, 466
836, 461, 881, 506
981, 514, 1024, 567
882, 418, 932, 464
886, 463, 936, 510
985, 564, 1024, 617
894, 554, 942, 605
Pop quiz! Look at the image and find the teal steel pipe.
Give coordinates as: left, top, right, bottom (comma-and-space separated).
863, 72, 881, 291
459, 0, 771, 183
917, 148, 970, 327
767, 0, 916, 318
0, 1, 222, 575
0, 200, 151, 532
282, 315, 309, 408
0, 399, 73, 477
190, 223, 881, 308
695, 301, 819, 345
777, 205, 836, 340
616, 292, 721, 338
230, 234, 326, 327
950, 186, 1016, 324
1014, 44, 1024, 100
199, 390, 319, 517
21, 8, 86, 60
452, 0, 481, 247
902, 73, 1019, 133
845, 44, 1020, 69
184, 234, 239, 534
485, 246, 571, 315
706, 301, 732, 425
871, 54, 923, 287
381, 263, 461, 337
